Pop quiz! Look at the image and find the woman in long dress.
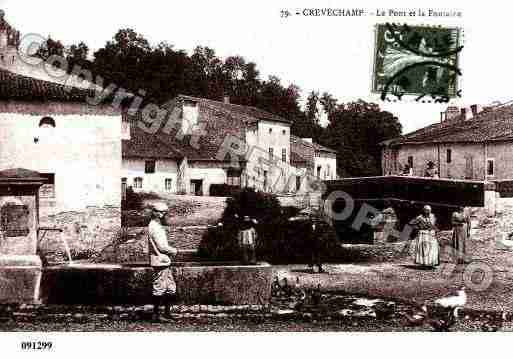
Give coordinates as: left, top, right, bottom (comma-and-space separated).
409, 205, 439, 268
451, 207, 470, 264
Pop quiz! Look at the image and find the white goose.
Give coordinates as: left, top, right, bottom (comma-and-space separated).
434, 287, 467, 308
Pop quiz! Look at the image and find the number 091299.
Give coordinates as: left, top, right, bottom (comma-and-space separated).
21, 341, 53, 350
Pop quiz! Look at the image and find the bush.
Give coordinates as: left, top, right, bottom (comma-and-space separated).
122, 210, 150, 227
122, 187, 144, 211
198, 216, 339, 263
198, 187, 339, 263
210, 184, 242, 197
257, 218, 339, 263
222, 187, 282, 224
197, 223, 241, 261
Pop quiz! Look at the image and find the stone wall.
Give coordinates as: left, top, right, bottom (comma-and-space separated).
38, 206, 121, 263
384, 141, 513, 181
41, 262, 273, 305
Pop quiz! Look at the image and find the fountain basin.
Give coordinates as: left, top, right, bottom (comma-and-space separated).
0, 255, 42, 304
40, 261, 272, 305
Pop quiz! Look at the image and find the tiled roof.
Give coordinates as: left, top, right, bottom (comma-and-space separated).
173, 95, 293, 125
290, 135, 314, 168
385, 104, 513, 146
122, 125, 183, 160
123, 115, 226, 161
290, 135, 337, 154
290, 150, 308, 165
0, 68, 97, 102
125, 96, 336, 164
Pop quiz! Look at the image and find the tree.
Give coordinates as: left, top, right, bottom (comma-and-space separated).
322, 100, 402, 177
35, 36, 65, 60
319, 92, 337, 116
37, 28, 402, 180
305, 90, 320, 123
65, 41, 92, 72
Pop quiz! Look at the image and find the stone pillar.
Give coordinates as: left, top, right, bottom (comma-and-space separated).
0, 168, 45, 303
484, 181, 497, 217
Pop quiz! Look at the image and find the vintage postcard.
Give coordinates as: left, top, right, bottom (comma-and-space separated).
0, 0, 511, 357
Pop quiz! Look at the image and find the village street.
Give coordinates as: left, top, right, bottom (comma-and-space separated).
3, 216, 513, 332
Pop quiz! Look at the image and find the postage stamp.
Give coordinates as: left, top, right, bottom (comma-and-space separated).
372, 23, 463, 103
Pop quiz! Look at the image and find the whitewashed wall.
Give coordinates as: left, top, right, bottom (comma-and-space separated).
314, 155, 337, 180
0, 110, 122, 214
122, 158, 179, 194
188, 163, 227, 196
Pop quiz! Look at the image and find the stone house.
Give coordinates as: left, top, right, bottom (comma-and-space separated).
0, 68, 122, 215
382, 103, 513, 180
122, 95, 338, 195
290, 135, 337, 181
0, 67, 122, 253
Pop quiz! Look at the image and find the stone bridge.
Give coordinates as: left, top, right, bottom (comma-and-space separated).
320, 176, 511, 243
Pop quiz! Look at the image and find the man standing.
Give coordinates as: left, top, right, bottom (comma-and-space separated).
309, 218, 326, 273
148, 202, 178, 322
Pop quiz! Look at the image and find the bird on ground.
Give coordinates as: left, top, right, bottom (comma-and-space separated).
427, 307, 460, 332
288, 277, 306, 310
281, 277, 294, 297
481, 311, 508, 332
374, 301, 396, 320
434, 287, 467, 309
310, 283, 322, 306
402, 301, 428, 327
271, 276, 282, 297
294, 278, 305, 297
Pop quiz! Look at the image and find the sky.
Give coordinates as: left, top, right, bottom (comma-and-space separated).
1, 0, 512, 133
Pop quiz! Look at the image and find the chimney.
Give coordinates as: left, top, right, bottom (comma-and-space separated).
223, 95, 230, 104
460, 108, 467, 120
444, 106, 460, 122
182, 99, 198, 135
470, 104, 478, 117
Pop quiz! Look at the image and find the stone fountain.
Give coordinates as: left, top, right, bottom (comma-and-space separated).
0, 168, 45, 303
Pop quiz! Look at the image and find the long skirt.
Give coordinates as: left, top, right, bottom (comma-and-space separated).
415, 230, 439, 267
452, 224, 468, 263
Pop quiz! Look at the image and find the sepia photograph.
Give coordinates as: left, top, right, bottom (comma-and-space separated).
0, 0, 512, 357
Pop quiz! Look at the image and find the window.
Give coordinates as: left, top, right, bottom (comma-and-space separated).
282, 148, 287, 162
134, 177, 143, 189
317, 166, 322, 179
282, 129, 287, 135
227, 168, 241, 186
446, 149, 452, 163
269, 147, 274, 160
269, 128, 273, 134
39, 173, 55, 198
487, 159, 495, 177
39, 116, 56, 128
145, 160, 155, 174
165, 178, 172, 191
327, 164, 331, 179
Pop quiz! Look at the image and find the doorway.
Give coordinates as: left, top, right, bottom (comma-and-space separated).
464, 155, 473, 179
190, 179, 203, 196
